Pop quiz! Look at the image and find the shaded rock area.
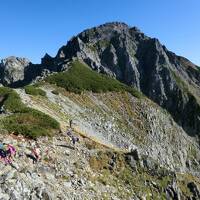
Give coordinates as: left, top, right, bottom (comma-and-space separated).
0, 56, 31, 86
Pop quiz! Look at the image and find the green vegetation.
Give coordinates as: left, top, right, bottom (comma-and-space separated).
24, 85, 46, 96
0, 87, 59, 139
46, 61, 142, 98
0, 87, 24, 113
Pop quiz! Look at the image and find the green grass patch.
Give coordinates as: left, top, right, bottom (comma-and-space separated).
0, 87, 24, 112
0, 87, 60, 139
45, 60, 142, 98
24, 85, 46, 96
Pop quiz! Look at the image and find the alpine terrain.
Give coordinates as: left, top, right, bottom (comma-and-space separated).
0, 22, 200, 200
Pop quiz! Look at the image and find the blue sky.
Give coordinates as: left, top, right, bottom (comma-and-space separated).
0, 0, 200, 65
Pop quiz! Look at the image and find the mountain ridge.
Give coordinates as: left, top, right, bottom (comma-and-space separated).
42, 22, 200, 142
1, 22, 200, 199
1, 22, 200, 141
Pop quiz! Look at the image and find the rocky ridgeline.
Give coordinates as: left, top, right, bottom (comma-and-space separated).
43, 22, 200, 141
1, 22, 200, 141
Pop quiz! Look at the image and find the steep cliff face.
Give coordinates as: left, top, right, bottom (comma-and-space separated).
41, 22, 200, 140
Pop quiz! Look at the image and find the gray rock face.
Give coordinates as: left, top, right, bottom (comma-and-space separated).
0, 56, 63, 87
0, 56, 31, 85
42, 22, 200, 141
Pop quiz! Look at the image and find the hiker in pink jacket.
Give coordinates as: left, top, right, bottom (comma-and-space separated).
6, 144, 16, 162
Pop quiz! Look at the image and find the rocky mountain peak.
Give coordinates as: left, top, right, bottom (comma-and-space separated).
41, 22, 200, 141
0, 22, 200, 199
1, 22, 200, 141
0, 56, 31, 85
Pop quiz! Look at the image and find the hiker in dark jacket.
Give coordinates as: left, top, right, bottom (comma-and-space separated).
66, 129, 72, 137
71, 135, 79, 146
0, 143, 10, 164
66, 129, 79, 146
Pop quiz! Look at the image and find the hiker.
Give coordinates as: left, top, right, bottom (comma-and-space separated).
66, 128, 79, 146
0, 149, 10, 164
71, 135, 79, 146
66, 129, 72, 137
69, 119, 73, 128
0, 143, 10, 164
6, 144, 16, 161
32, 145, 41, 163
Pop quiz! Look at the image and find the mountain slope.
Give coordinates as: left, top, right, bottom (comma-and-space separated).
0, 130, 200, 200
0, 22, 200, 199
41, 22, 200, 141
3, 82, 196, 199
1, 22, 200, 141
15, 75, 200, 174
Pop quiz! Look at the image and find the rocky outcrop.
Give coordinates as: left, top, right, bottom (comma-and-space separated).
0, 57, 31, 86
0, 56, 62, 87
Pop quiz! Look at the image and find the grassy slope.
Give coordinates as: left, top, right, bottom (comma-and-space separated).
0, 87, 60, 139
45, 60, 142, 98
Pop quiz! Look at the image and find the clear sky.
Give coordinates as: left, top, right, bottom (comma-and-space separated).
0, 0, 199, 65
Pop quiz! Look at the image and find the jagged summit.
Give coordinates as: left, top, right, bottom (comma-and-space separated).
42, 22, 200, 140
80, 21, 131, 35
